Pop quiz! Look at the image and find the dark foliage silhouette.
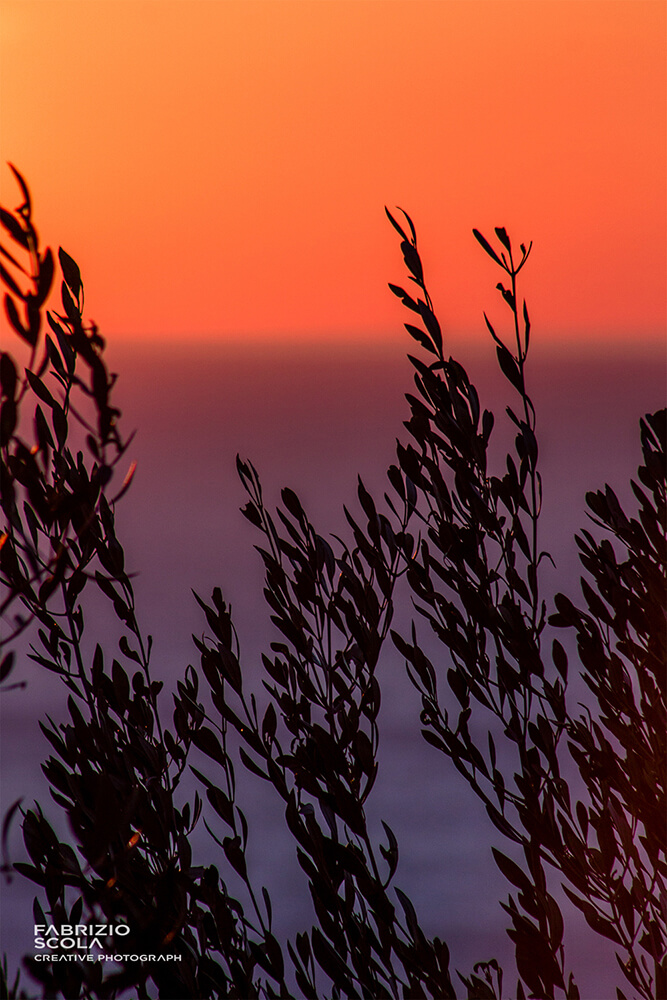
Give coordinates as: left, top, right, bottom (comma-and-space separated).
1, 169, 664, 1000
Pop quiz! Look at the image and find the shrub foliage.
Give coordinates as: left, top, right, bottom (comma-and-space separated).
1, 169, 665, 1000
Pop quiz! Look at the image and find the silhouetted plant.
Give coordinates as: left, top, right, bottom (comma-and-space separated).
549, 412, 665, 1000
1, 169, 664, 1000
375, 215, 665, 1000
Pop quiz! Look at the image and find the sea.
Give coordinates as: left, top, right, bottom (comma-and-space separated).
1, 334, 664, 998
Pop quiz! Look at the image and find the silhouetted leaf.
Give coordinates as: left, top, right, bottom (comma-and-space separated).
0, 651, 15, 682
385, 206, 409, 242
223, 836, 247, 879
496, 344, 523, 392
495, 227, 511, 252
0, 208, 28, 248
5, 294, 32, 344
192, 726, 227, 766
492, 848, 532, 895
0, 260, 22, 297
400, 240, 423, 283
473, 228, 503, 266
405, 323, 437, 354
58, 247, 81, 298
388, 282, 420, 312
25, 370, 56, 409
0, 353, 17, 399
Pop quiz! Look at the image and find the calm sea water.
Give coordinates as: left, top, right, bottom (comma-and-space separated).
1, 337, 664, 997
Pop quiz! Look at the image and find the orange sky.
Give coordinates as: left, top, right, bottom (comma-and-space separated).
1, 0, 665, 346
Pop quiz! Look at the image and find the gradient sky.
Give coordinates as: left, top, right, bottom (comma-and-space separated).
1, 0, 665, 346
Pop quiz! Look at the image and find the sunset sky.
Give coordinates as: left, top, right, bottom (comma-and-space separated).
1, 0, 665, 346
